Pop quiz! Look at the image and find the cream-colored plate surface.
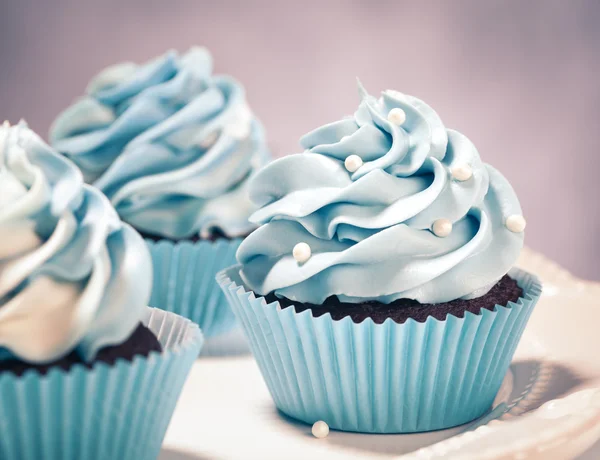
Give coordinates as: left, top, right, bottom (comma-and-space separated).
160, 247, 600, 460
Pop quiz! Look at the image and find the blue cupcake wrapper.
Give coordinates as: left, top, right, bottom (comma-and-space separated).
0, 307, 203, 460
147, 238, 242, 338
217, 266, 542, 433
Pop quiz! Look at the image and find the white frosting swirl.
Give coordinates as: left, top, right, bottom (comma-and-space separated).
0, 122, 151, 364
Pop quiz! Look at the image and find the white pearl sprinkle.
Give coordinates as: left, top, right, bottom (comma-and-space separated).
2, 120, 10, 128
506, 215, 526, 233
451, 164, 473, 181
432, 218, 453, 237
293, 242, 311, 263
225, 103, 253, 140
312, 421, 329, 439
387, 108, 406, 125
344, 155, 363, 173
199, 131, 219, 149
225, 120, 251, 140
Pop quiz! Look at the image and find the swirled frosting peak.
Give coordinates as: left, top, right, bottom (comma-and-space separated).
0, 121, 151, 363
238, 83, 525, 305
50, 47, 270, 239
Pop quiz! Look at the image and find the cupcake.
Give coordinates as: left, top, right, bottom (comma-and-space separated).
0, 121, 203, 458
50, 47, 270, 337
217, 83, 542, 433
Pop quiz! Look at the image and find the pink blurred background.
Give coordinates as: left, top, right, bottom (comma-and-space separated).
1, 0, 599, 279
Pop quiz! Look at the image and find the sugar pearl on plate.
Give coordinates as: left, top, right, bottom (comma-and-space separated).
451, 164, 473, 181
344, 155, 363, 173
387, 108, 406, 125
312, 421, 329, 439
432, 218, 453, 237
505, 215, 526, 233
293, 242, 311, 263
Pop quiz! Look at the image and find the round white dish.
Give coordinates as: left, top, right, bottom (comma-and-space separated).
160, 247, 600, 459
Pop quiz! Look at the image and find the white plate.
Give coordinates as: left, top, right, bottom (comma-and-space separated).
160, 247, 600, 460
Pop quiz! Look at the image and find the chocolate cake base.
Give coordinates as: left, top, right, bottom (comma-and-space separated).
140, 229, 248, 243
267, 275, 523, 324
0, 324, 162, 377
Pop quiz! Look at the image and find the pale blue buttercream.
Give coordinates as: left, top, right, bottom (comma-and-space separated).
50, 47, 270, 239
238, 85, 524, 304
0, 122, 151, 363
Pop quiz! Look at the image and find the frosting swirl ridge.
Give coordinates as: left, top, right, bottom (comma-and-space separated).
50, 47, 270, 239
238, 85, 524, 304
0, 122, 151, 363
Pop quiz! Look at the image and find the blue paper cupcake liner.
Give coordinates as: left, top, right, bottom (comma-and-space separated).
0, 307, 203, 460
217, 266, 542, 433
147, 238, 242, 338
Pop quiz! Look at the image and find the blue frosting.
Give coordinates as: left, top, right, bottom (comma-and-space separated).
238, 84, 524, 304
0, 122, 151, 363
50, 47, 270, 239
